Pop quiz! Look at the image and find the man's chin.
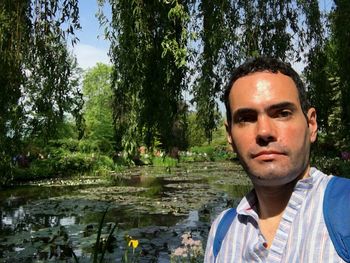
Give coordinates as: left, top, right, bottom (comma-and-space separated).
246, 166, 298, 187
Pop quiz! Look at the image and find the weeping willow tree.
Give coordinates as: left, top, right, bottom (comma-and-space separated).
0, 0, 81, 182
98, 0, 192, 157
193, 0, 324, 143
0, 1, 29, 179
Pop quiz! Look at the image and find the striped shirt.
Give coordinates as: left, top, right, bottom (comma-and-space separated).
204, 168, 345, 263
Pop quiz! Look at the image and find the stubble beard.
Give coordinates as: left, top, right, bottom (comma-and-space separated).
237, 149, 310, 188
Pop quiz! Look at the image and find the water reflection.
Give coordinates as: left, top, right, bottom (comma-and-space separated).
60, 216, 76, 226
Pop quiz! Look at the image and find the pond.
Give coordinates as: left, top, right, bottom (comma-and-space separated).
0, 161, 251, 262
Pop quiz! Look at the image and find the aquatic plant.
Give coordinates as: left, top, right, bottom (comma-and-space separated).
92, 207, 118, 263
123, 235, 140, 263
171, 232, 204, 263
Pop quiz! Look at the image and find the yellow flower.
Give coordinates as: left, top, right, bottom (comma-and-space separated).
128, 239, 139, 249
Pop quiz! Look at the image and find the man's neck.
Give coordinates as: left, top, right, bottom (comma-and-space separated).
254, 166, 311, 218
255, 180, 296, 218
253, 166, 311, 248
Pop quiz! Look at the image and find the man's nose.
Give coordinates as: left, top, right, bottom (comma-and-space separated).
255, 115, 276, 145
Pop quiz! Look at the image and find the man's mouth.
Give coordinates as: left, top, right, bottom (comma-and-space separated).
251, 150, 285, 160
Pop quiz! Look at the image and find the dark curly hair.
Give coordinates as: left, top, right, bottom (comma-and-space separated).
224, 57, 310, 125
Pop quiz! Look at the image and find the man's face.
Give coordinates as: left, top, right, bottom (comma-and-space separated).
226, 71, 317, 187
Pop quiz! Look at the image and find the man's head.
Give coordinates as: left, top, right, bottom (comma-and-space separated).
224, 57, 318, 187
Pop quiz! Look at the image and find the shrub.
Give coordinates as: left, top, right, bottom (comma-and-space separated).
11, 158, 55, 183
78, 139, 101, 153
48, 138, 80, 152
183, 145, 235, 162
54, 152, 95, 174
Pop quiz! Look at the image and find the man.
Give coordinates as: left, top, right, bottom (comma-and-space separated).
204, 57, 346, 262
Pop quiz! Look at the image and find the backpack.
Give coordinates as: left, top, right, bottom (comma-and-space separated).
212, 176, 350, 262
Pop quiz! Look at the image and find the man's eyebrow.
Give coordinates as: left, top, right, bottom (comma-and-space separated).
233, 108, 256, 116
267, 102, 297, 111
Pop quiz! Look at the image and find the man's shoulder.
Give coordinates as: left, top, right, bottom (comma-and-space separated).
309, 167, 334, 189
310, 167, 350, 187
323, 175, 350, 263
210, 208, 235, 229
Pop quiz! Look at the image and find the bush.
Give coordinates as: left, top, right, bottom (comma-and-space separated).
48, 138, 80, 152
78, 139, 101, 153
47, 139, 114, 155
54, 152, 95, 174
190, 145, 215, 155
11, 152, 118, 183
13, 159, 54, 181
0, 154, 14, 186
339, 161, 350, 177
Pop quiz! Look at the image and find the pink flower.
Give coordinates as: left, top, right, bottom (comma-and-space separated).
173, 247, 188, 257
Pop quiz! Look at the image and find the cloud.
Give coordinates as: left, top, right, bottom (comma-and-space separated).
72, 43, 110, 70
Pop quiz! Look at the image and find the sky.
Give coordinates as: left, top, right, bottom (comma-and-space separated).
72, 1, 111, 70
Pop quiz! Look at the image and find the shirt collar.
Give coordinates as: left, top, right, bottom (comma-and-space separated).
236, 168, 319, 218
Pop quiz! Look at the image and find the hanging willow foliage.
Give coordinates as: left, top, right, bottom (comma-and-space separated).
98, 0, 192, 156
0, 0, 81, 180
1, 0, 348, 167
97, 0, 325, 151
193, 0, 323, 142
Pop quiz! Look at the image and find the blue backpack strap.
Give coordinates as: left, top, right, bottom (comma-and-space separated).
213, 208, 237, 261
323, 176, 350, 262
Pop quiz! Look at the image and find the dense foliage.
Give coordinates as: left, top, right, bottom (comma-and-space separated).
97, 0, 190, 158
305, 1, 350, 159
0, 0, 81, 182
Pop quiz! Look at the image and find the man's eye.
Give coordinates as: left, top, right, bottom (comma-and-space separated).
276, 110, 292, 118
236, 115, 256, 123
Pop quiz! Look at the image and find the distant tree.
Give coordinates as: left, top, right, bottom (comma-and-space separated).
82, 63, 114, 145
187, 112, 207, 147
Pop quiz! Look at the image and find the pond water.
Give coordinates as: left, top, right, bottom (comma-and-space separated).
0, 161, 251, 262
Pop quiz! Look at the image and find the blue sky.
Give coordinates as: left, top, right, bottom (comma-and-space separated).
72, 1, 111, 70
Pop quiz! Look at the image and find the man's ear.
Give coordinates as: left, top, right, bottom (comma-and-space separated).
225, 121, 233, 145
307, 107, 317, 143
